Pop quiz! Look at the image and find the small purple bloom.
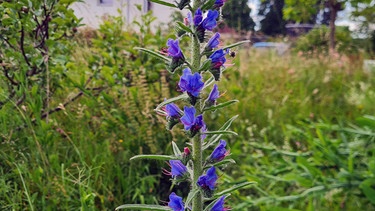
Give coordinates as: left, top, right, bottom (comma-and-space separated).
206, 32, 221, 51
168, 192, 184, 211
180, 106, 205, 137
209, 140, 228, 162
202, 10, 219, 31
167, 39, 184, 59
207, 84, 220, 105
209, 49, 228, 69
165, 103, 183, 119
186, 12, 193, 25
194, 8, 203, 26
197, 166, 218, 191
211, 196, 227, 211
169, 160, 188, 178
200, 123, 207, 141
178, 68, 204, 98
214, 0, 226, 9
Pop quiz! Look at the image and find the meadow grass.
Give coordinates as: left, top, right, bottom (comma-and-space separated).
1, 45, 374, 210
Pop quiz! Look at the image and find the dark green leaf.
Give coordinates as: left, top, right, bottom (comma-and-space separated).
149, 0, 176, 8
116, 204, 172, 210
134, 47, 171, 63
213, 181, 256, 197
176, 21, 193, 34
222, 40, 251, 50
204, 100, 239, 111
130, 155, 177, 161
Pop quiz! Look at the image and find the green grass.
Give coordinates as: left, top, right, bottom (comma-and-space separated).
1, 44, 374, 210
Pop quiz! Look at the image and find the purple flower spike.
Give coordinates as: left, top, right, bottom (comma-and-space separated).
209, 140, 228, 162
197, 166, 218, 191
194, 8, 203, 26
168, 192, 184, 211
206, 32, 221, 51
178, 68, 204, 99
211, 196, 227, 211
180, 106, 205, 137
202, 10, 219, 31
169, 160, 188, 178
214, 0, 226, 9
165, 103, 182, 119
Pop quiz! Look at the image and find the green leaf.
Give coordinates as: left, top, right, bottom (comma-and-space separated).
360, 179, 375, 204
203, 115, 238, 149
185, 189, 199, 209
201, 0, 216, 10
176, 21, 193, 34
203, 130, 238, 136
199, 59, 212, 72
130, 155, 177, 161
213, 181, 256, 197
115, 204, 172, 210
204, 100, 239, 111
134, 47, 171, 63
171, 141, 182, 157
149, 0, 176, 8
204, 194, 230, 211
222, 40, 251, 50
155, 93, 189, 111
209, 158, 236, 168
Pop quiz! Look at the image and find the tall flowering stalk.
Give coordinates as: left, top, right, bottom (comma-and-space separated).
116, 0, 252, 210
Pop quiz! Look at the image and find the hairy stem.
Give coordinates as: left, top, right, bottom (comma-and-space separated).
191, 1, 203, 209
192, 135, 203, 211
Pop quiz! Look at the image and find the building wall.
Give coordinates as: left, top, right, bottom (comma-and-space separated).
71, 0, 182, 29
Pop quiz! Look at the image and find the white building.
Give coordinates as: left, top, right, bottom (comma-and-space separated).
71, 0, 181, 29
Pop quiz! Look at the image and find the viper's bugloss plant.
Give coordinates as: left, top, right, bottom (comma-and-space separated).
116, 0, 253, 210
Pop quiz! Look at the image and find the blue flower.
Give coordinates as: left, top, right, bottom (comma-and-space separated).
206, 32, 220, 51
214, 0, 226, 9
169, 160, 188, 178
197, 166, 218, 191
202, 10, 219, 31
211, 196, 227, 211
164, 103, 183, 130
209, 49, 228, 80
180, 106, 205, 137
165, 103, 183, 119
209, 140, 228, 162
167, 39, 183, 59
168, 192, 184, 211
193, 8, 203, 26
167, 39, 185, 72
178, 68, 204, 98
206, 84, 220, 106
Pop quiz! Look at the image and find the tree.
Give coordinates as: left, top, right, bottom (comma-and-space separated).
259, 0, 286, 36
222, 0, 255, 32
284, 0, 374, 52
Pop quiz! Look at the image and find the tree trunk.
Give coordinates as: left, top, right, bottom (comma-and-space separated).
329, 0, 338, 53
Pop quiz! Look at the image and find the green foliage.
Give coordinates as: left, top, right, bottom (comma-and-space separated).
294, 25, 359, 55
222, 0, 255, 32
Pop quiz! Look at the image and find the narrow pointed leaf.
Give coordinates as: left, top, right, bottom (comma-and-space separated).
185, 189, 199, 209
203, 76, 215, 89
171, 141, 182, 157
204, 100, 239, 111
201, 0, 216, 10
149, 0, 176, 8
211, 158, 236, 167
155, 93, 188, 111
203, 194, 230, 211
134, 47, 171, 63
222, 40, 250, 50
204, 115, 238, 149
116, 204, 172, 210
214, 181, 256, 197
203, 130, 238, 136
130, 155, 177, 161
198, 59, 212, 72
176, 21, 193, 33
